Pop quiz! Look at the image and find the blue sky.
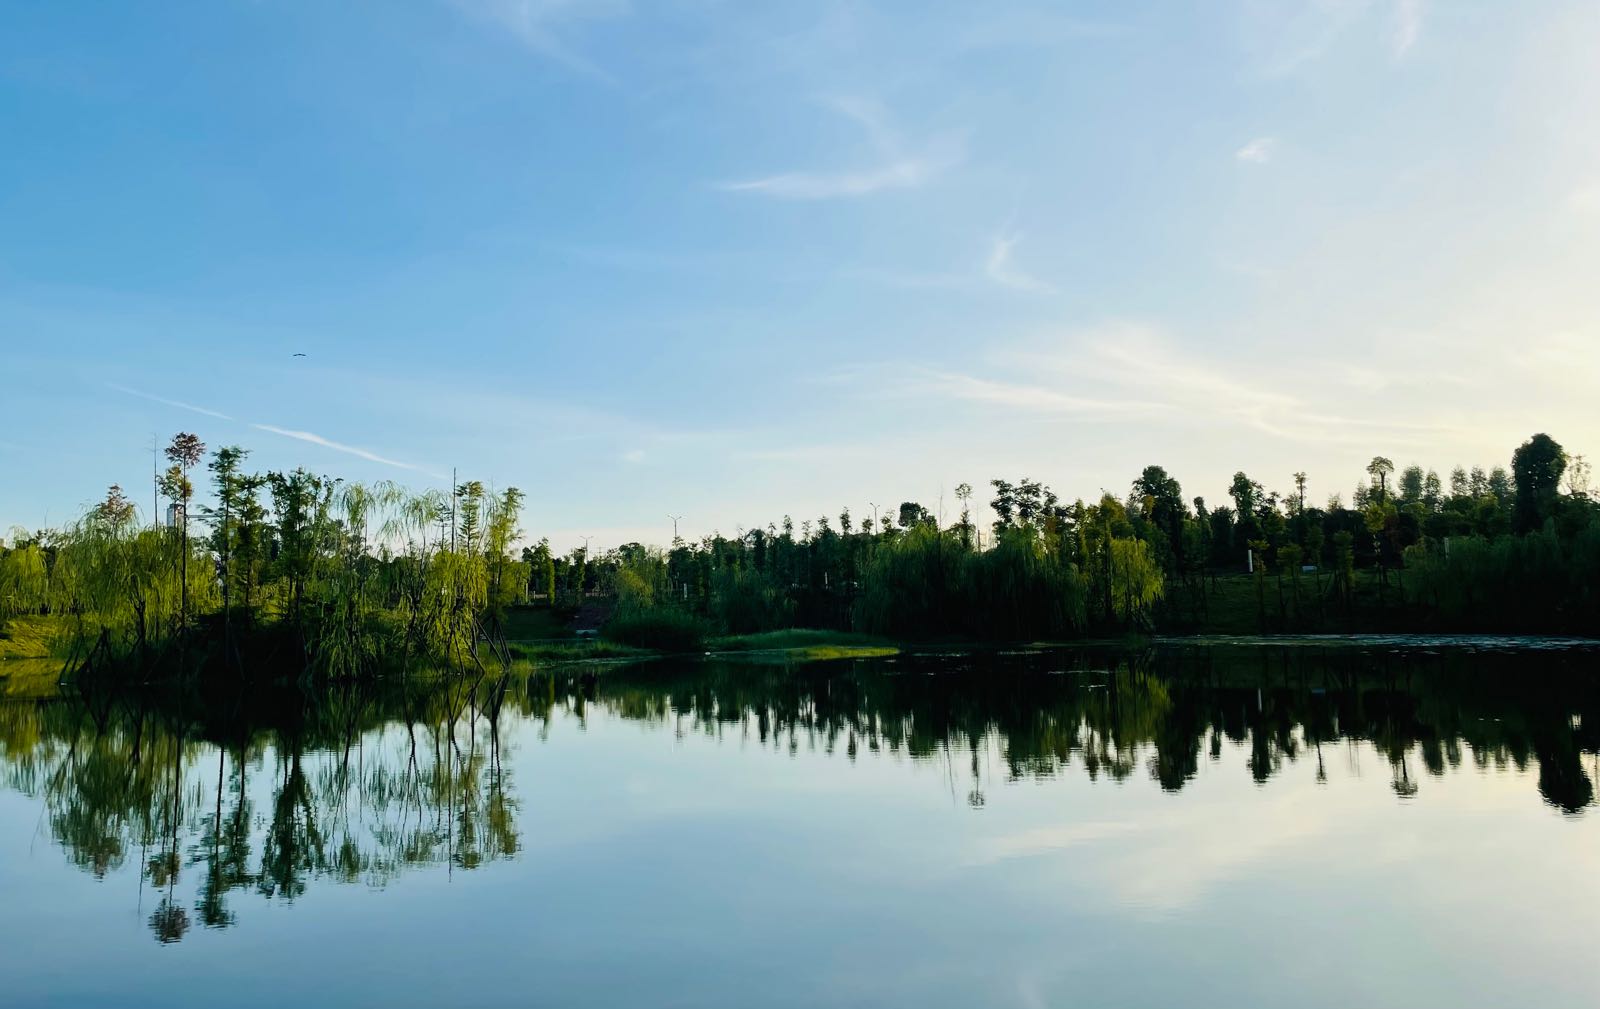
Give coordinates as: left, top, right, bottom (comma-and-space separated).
3, 0, 1597, 550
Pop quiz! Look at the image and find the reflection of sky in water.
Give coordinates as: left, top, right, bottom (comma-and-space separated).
1, 660, 1598, 1009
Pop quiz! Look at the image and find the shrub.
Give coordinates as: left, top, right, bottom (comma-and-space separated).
601, 607, 708, 651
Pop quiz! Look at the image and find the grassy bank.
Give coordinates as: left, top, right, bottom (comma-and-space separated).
501, 626, 900, 663
708, 629, 900, 661
9, 565, 1574, 687
0, 616, 70, 697
506, 638, 654, 663
0, 615, 68, 661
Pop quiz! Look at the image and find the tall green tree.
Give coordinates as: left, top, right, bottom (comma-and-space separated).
1366, 456, 1395, 502
203, 447, 249, 629
162, 432, 206, 629
1132, 465, 1186, 577
266, 468, 332, 629
1399, 465, 1424, 504
1511, 433, 1566, 534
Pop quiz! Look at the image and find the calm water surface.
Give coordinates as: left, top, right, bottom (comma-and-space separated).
2, 643, 1598, 1008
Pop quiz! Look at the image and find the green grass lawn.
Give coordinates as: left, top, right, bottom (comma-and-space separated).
506, 638, 653, 663
0, 616, 70, 697
0, 658, 62, 697
709, 629, 900, 661
0, 615, 69, 660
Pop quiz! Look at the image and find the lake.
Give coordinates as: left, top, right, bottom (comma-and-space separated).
2, 641, 1598, 1008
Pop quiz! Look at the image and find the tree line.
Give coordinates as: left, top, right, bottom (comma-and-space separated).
590, 431, 1598, 642
1, 430, 1597, 675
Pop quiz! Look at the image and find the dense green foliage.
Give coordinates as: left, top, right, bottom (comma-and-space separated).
1, 436, 530, 680
593, 433, 1598, 639
1402, 525, 1600, 633
852, 524, 1090, 638
3, 431, 1598, 681
601, 605, 711, 652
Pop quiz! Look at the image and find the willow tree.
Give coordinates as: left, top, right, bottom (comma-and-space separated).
484, 487, 526, 621
1109, 537, 1164, 628
0, 534, 49, 621
852, 522, 962, 637
311, 480, 387, 678
378, 487, 457, 664
50, 486, 199, 656
962, 525, 1086, 639
427, 544, 489, 668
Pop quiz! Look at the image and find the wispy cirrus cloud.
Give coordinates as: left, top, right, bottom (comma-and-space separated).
1387, 0, 1424, 57
251, 424, 442, 477
1015, 324, 1465, 446
1245, 0, 1424, 76
107, 383, 234, 421
452, 0, 628, 82
904, 368, 1161, 418
844, 322, 1464, 449
721, 161, 936, 200
720, 97, 961, 200
1235, 137, 1276, 163
108, 383, 442, 475
826, 360, 1163, 420
985, 233, 1056, 293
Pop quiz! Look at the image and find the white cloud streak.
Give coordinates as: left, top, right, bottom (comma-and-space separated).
985, 233, 1056, 293
251, 424, 441, 477
1040, 326, 1461, 446
720, 97, 960, 200
865, 323, 1466, 449
829, 360, 1163, 419
721, 161, 935, 200
453, 0, 628, 82
107, 383, 234, 421
1389, 0, 1424, 57
1246, 0, 1423, 76
907, 367, 1163, 418
1235, 137, 1276, 163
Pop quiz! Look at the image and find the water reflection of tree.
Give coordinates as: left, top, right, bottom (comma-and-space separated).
575, 648, 1598, 813
0, 646, 1595, 943
0, 674, 523, 943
